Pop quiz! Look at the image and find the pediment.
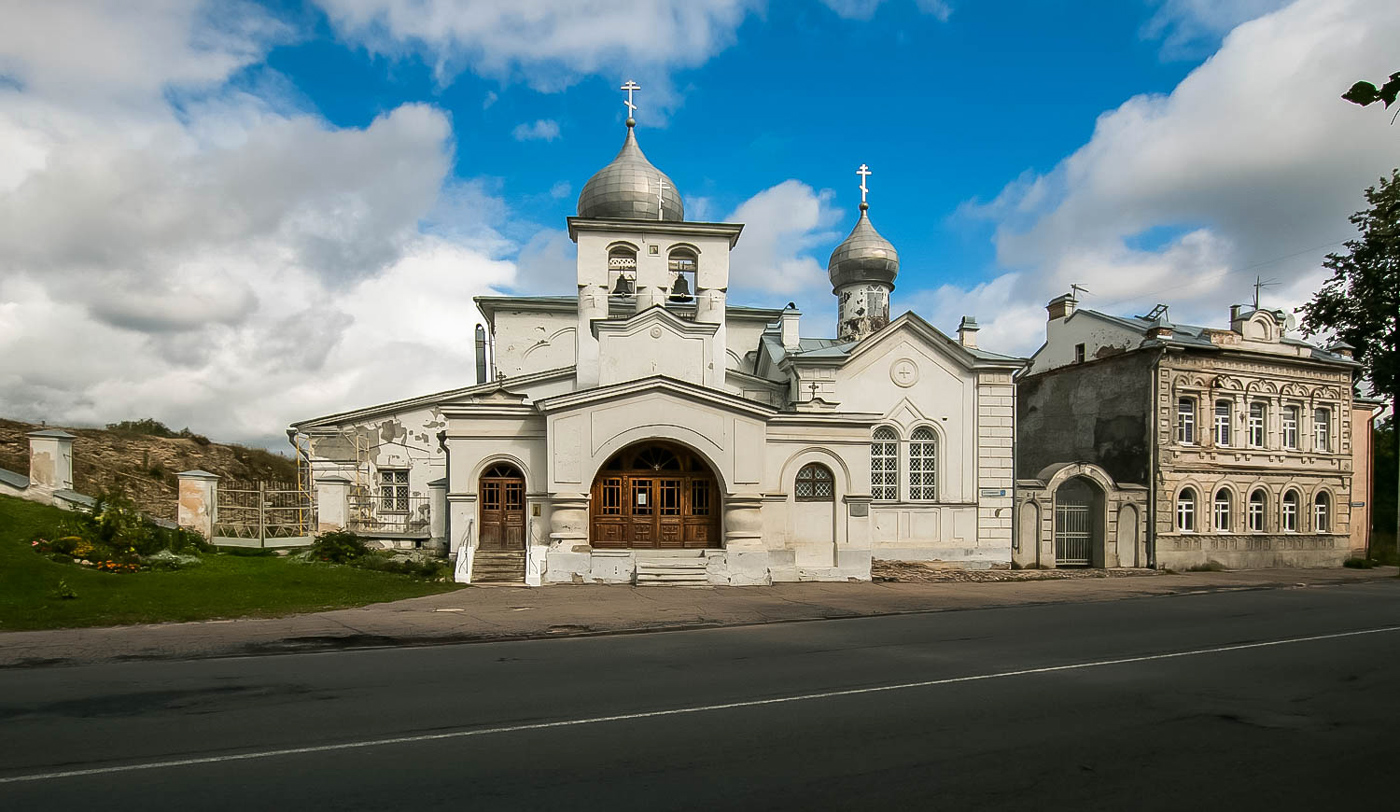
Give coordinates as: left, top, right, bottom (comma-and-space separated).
537, 375, 775, 420
591, 304, 719, 340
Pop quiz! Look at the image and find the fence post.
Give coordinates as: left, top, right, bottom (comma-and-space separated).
177, 470, 219, 539
258, 481, 267, 548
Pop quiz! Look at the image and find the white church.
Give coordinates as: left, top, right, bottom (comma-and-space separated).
291, 87, 1028, 585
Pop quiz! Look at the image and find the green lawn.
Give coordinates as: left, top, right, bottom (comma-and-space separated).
0, 495, 463, 632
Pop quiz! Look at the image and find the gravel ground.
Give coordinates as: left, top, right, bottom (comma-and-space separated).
871, 561, 1168, 583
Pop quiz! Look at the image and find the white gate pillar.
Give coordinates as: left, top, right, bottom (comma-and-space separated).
27, 429, 76, 494
314, 474, 351, 532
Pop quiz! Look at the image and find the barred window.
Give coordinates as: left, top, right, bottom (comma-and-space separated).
795, 463, 834, 502
1281, 489, 1299, 532
909, 427, 938, 501
1313, 492, 1330, 532
870, 427, 898, 501
378, 469, 409, 512
1248, 489, 1266, 532
1176, 488, 1197, 532
1213, 489, 1232, 532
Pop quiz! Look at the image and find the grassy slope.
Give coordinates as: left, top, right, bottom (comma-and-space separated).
0, 495, 462, 633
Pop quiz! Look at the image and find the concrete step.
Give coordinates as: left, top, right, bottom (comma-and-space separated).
635, 558, 709, 586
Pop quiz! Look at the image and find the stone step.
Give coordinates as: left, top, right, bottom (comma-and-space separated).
472, 550, 525, 583
635, 559, 709, 586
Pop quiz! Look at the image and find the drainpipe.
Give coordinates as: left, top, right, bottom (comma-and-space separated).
1147, 348, 1167, 569
438, 430, 450, 559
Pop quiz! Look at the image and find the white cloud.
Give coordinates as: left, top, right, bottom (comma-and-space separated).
512, 118, 561, 142
314, 0, 760, 98
726, 180, 843, 300
0, 0, 516, 446
1141, 0, 1290, 59
939, 0, 1400, 358
820, 0, 952, 21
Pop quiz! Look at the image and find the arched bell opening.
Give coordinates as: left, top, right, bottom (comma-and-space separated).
590, 442, 721, 549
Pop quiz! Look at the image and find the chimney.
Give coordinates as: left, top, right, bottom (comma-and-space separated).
1327, 339, 1355, 359
1147, 319, 1173, 341
780, 303, 801, 352
1046, 294, 1076, 322
957, 316, 980, 349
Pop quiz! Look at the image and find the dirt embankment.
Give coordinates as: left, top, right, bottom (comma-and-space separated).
0, 419, 297, 521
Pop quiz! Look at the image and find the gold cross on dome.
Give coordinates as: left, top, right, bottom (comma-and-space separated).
857, 164, 872, 205
621, 80, 641, 117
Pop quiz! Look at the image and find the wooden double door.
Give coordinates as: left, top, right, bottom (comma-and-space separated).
479, 464, 525, 550
590, 444, 720, 549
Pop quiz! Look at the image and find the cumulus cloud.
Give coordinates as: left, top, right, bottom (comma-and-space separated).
726, 180, 844, 300
1141, 0, 1291, 59
314, 0, 759, 101
512, 118, 561, 142
0, 0, 514, 445
936, 0, 1400, 357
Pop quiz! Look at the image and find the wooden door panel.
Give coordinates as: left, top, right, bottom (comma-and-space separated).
588, 449, 721, 549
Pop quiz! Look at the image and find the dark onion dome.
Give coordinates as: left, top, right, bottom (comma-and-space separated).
828, 203, 899, 290
577, 120, 684, 221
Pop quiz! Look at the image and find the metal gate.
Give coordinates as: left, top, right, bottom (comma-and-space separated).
1055, 499, 1092, 566
213, 480, 314, 547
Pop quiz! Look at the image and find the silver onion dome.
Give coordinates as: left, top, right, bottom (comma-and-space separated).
577, 120, 684, 221
828, 203, 899, 290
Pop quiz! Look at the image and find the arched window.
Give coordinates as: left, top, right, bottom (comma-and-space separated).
908, 427, 938, 501
795, 463, 834, 502
608, 245, 637, 296
1213, 489, 1232, 532
1314, 492, 1331, 532
1176, 488, 1197, 532
870, 427, 898, 501
667, 247, 697, 303
1248, 489, 1266, 532
1281, 489, 1299, 532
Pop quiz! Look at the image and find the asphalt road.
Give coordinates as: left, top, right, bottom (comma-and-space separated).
2, 581, 1398, 811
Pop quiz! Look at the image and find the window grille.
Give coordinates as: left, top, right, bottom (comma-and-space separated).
1177, 398, 1196, 445
871, 427, 898, 501
795, 463, 835, 502
378, 469, 409, 512
1281, 490, 1298, 532
1213, 489, 1232, 531
1214, 400, 1231, 446
1248, 490, 1266, 532
908, 427, 938, 501
1282, 406, 1299, 449
1176, 488, 1196, 532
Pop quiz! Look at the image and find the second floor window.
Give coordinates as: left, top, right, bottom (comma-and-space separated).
1214, 400, 1231, 446
1282, 405, 1299, 450
379, 469, 409, 512
1248, 402, 1266, 447
1313, 408, 1331, 452
1177, 397, 1196, 445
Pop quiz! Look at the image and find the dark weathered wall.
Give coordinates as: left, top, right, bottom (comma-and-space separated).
1017, 352, 1154, 485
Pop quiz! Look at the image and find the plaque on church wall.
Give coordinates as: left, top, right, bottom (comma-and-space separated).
848, 502, 869, 517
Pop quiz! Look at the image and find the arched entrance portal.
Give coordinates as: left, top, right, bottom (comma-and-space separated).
590, 443, 721, 549
478, 463, 526, 550
1054, 476, 1104, 567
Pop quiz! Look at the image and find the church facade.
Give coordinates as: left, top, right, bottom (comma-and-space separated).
291, 112, 1028, 585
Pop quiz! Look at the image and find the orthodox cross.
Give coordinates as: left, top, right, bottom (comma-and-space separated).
621, 80, 640, 118
808, 381, 820, 401
655, 178, 668, 220
856, 164, 872, 206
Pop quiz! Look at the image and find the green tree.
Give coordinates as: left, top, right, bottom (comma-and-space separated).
1301, 169, 1400, 559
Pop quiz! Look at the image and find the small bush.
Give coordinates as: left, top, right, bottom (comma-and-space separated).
30, 492, 210, 572
1185, 560, 1228, 572
143, 550, 203, 571
1343, 557, 1377, 569
310, 530, 369, 564
51, 579, 78, 600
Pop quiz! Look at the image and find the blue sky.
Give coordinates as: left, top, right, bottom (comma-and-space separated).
0, 0, 1395, 444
